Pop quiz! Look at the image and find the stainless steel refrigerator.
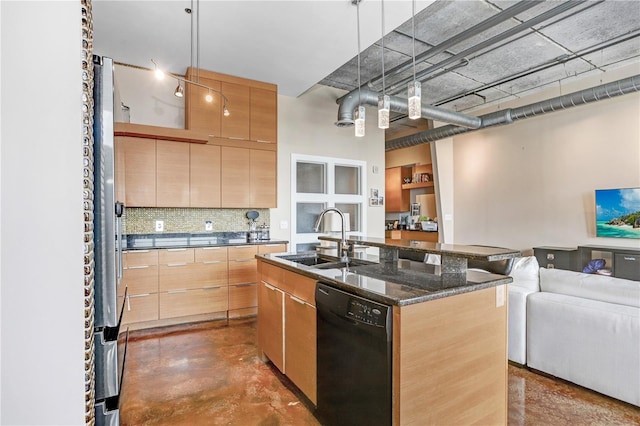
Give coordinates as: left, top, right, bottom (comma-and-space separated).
93, 55, 127, 426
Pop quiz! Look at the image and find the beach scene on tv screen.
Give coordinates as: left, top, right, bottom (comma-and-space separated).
596, 188, 640, 239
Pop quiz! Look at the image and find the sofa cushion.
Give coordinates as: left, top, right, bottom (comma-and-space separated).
539, 267, 640, 308
509, 256, 540, 291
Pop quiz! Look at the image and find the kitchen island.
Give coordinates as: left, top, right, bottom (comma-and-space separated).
256, 238, 519, 425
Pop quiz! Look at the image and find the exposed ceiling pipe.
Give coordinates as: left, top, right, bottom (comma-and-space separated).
336, 87, 482, 129
385, 74, 640, 151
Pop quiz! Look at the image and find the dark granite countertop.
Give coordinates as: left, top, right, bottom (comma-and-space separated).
256, 249, 513, 307
121, 232, 288, 250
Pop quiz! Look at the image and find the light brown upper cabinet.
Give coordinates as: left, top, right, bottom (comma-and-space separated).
156, 140, 190, 207
221, 147, 276, 208
385, 166, 411, 213
221, 82, 251, 140
185, 71, 221, 137
190, 144, 221, 208
119, 136, 156, 207
184, 67, 277, 144
250, 87, 277, 144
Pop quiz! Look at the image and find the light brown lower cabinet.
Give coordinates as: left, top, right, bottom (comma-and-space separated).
229, 283, 258, 310
284, 294, 316, 404
257, 261, 317, 405
119, 293, 159, 324
159, 287, 228, 319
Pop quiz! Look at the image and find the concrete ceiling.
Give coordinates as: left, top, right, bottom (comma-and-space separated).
93, 0, 640, 130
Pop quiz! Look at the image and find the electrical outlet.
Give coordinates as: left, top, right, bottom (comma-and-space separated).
155, 220, 164, 232
280, 220, 288, 229
205, 221, 213, 231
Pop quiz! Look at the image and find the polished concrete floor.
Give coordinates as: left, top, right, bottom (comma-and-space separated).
120, 318, 640, 425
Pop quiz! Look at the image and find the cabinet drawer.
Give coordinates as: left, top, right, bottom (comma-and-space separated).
258, 244, 287, 254
286, 270, 316, 306
615, 253, 640, 281
159, 248, 194, 264
159, 287, 228, 319
191, 262, 229, 288
261, 262, 285, 288
229, 258, 257, 285
194, 246, 228, 263
159, 263, 200, 291
124, 250, 158, 267
120, 265, 159, 296
120, 293, 159, 324
229, 245, 258, 259
229, 283, 257, 310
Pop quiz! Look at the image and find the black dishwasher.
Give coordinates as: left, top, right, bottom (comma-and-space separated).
315, 282, 392, 426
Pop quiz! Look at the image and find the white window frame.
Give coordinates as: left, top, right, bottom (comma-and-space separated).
291, 154, 367, 252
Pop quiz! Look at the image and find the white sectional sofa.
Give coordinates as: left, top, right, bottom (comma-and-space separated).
506, 257, 640, 406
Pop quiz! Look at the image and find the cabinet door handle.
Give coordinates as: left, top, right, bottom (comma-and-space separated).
255, 139, 272, 143
203, 260, 221, 264
290, 295, 306, 305
130, 250, 150, 253
167, 248, 188, 252
234, 258, 254, 262
228, 136, 246, 140
167, 263, 188, 267
201, 247, 222, 250
234, 283, 253, 288
203, 286, 222, 290
264, 283, 277, 291
168, 289, 187, 294
128, 293, 151, 298
127, 265, 150, 270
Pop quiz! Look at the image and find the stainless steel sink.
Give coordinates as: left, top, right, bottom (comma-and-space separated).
276, 254, 336, 266
276, 254, 374, 270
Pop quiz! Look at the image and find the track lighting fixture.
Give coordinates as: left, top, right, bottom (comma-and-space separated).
174, 83, 184, 98
205, 90, 213, 103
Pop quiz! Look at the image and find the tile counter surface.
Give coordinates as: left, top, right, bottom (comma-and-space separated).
257, 250, 513, 307
122, 232, 288, 250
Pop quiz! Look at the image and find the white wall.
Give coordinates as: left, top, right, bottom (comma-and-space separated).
1, 1, 86, 424
447, 65, 640, 253
272, 85, 387, 244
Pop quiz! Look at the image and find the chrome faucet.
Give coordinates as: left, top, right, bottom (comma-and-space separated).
314, 207, 351, 263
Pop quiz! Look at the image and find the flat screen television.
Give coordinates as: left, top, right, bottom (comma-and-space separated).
595, 187, 640, 239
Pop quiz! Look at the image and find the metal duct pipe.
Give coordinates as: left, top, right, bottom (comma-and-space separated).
386, 74, 640, 151
336, 88, 482, 129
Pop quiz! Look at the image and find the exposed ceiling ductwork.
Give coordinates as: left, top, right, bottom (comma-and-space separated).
335, 87, 481, 129
326, 0, 640, 134
385, 74, 640, 151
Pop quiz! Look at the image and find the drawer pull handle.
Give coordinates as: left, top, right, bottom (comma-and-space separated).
167, 248, 188, 252
228, 136, 246, 140
234, 284, 253, 288
264, 283, 276, 291
128, 293, 151, 298
263, 244, 281, 247
235, 259, 254, 263
255, 139, 272, 143
290, 296, 306, 305
203, 260, 221, 265
129, 250, 150, 253
201, 247, 222, 250
167, 263, 188, 267
203, 286, 222, 290
168, 289, 187, 294
127, 265, 150, 270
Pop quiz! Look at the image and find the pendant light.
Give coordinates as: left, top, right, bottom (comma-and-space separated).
378, 0, 390, 129
407, 0, 422, 120
174, 82, 184, 98
354, 0, 365, 137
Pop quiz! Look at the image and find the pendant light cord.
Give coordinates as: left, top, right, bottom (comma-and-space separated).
357, 0, 362, 107
411, 0, 416, 82
381, 0, 385, 94
197, 0, 200, 83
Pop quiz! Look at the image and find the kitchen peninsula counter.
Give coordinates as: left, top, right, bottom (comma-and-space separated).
256, 238, 518, 424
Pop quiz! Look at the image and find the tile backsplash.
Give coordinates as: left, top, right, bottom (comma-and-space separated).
123, 208, 270, 234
